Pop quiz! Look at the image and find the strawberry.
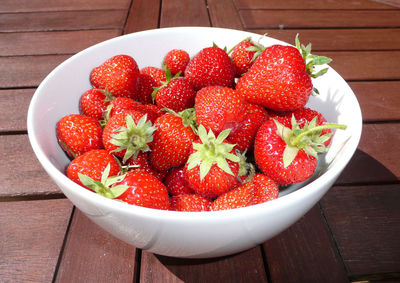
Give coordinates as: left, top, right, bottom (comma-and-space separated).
125, 152, 167, 181
170, 194, 212, 212
102, 110, 156, 163
211, 182, 254, 211
195, 86, 246, 135
164, 166, 194, 196
105, 97, 161, 123
227, 103, 269, 151
251, 174, 279, 205
67, 149, 120, 191
163, 49, 190, 76
154, 71, 196, 112
236, 35, 332, 111
90, 54, 140, 99
184, 125, 240, 198
114, 170, 170, 210
184, 46, 235, 90
229, 38, 264, 77
254, 115, 346, 185
80, 88, 113, 121
137, 66, 166, 104
149, 109, 197, 171
56, 114, 103, 159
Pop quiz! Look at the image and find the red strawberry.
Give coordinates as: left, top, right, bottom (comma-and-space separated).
184, 125, 240, 198
102, 110, 156, 163
227, 103, 269, 151
211, 182, 254, 211
184, 46, 235, 90
114, 170, 170, 210
164, 166, 194, 196
80, 88, 113, 121
251, 174, 279, 205
90, 54, 140, 99
154, 72, 196, 113
163, 49, 190, 76
229, 38, 264, 77
236, 36, 332, 111
195, 86, 246, 135
56, 114, 103, 159
170, 194, 212, 212
254, 116, 346, 185
125, 152, 166, 181
149, 109, 197, 171
67, 149, 120, 191
137, 66, 166, 104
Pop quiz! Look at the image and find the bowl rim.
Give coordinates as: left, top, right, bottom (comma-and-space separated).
27, 26, 363, 221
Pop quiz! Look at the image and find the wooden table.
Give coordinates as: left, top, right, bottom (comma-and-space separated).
1, 0, 399, 282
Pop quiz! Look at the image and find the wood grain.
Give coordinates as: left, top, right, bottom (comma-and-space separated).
0, 10, 126, 32
140, 247, 268, 282
55, 209, 138, 282
208, 0, 244, 30
0, 89, 33, 132
320, 184, 400, 277
0, 30, 120, 56
240, 10, 400, 29
123, 0, 161, 34
234, 0, 398, 9
0, 55, 71, 88
160, 0, 210, 27
263, 205, 348, 283
0, 135, 62, 197
0, 199, 73, 282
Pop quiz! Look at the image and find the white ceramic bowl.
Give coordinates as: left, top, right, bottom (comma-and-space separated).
27, 27, 362, 258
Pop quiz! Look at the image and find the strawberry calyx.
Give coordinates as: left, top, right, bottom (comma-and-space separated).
151, 69, 181, 102
274, 115, 347, 168
228, 37, 265, 62
236, 149, 256, 184
78, 163, 128, 199
110, 114, 156, 163
163, 107, 198, 133
187, 125, 240, 180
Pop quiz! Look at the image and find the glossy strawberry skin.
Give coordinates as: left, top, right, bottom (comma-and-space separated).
195, 86, 246, 134
155, 77, 196, 113
236, 45, 313, 111
228, 103, 269, 151
163, 49, 190, 76
149, 113, 196, 171
254, 117, 317, 185
67, 149, 120, 191
56, 114, 103, 159
184, 46, 235, 90
231, 40, 257, 77
108, 97, 162, 123
90, 55, 140, 99
115, 170, 170, 210
125, 152, 167, 181
137, 66, 166, 104
164, 166, 194, 196
211, 182, 254, 211
80, 88, 111, 121
251, 174, 279, 205
170, 194, 212, 212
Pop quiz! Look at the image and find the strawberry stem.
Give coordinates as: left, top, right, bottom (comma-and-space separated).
292, 123, 347, 146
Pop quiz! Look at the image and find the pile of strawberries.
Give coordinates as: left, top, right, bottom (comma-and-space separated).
56, 35, 346, 212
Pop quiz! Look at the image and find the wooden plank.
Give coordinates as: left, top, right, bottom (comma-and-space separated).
0, 89, 33, 132
0, 10, 127, 32
0, 135, 62, 198
320, 184, 400, 277
0, 199, 73, 282
336, 123, 400, 185
55, 209, 138, 282
208, 0, 244, 30
322, 51, 400, 81
140, 247, 268, 282
240, 10, 400, 29
0, 54, 70, 88
0, 30, 120, 56
160, 0, 210, 27
263, 205, 348, 283
234, 0, 398, 9
0, 0, 131, 12
123, 0, 161, 34
249, 28, 400, 51
349, 81, 400, 122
